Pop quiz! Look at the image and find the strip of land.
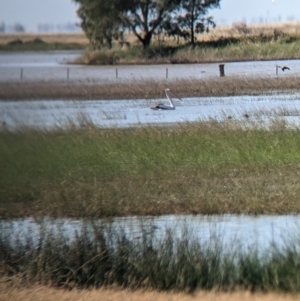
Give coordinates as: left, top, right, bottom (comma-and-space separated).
0, 76, 299, 100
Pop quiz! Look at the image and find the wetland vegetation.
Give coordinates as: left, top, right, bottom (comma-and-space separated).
2, 120, 300, 219
3, 220, 300, 293
3, 22, 300, 297
1, 75, 300, 101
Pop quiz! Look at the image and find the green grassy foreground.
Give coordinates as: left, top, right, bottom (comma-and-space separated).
2, 121, 300, 218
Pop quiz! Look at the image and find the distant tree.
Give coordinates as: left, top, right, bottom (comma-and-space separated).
0, 22, 5, 33
167, 0, 221, 46
13, 23, 25, 32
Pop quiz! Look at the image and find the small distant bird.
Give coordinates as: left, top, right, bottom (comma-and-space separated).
244, 114, 249, 119
277, 65, 290, 71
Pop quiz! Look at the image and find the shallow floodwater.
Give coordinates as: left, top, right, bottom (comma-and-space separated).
1, 214, 300, 256
1, 92, 300, 129
2, 51, 300, 256
0, 50, 299, 82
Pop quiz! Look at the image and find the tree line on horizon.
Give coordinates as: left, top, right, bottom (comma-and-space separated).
73, 0, 221, 49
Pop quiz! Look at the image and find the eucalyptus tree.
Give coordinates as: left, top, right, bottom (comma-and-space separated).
168, 0, 221, 46
119, 0, 181, 49
74, 0, 125, 48
75, 0, 181, 49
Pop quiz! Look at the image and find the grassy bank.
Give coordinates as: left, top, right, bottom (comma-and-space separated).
73, 22, 300, 65
2, 22, 300, 63
0, 76, 299, 100
1, 121, 300, 218
73, 33, 300, 65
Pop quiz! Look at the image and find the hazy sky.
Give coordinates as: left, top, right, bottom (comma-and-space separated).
0, 0, 299, 32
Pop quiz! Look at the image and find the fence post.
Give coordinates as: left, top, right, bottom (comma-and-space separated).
166, 67, 168, 79
20, 68, 23, 80
67, 68, 69, 80
219, 64, 225, 77
116, 68, 118, 79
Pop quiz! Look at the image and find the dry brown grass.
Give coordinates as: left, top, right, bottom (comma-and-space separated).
0, 32, 89, 45
198, 21, 300, 41
2, 21, 300, 47
1, 285, 300, 301
0, 76, 297, 100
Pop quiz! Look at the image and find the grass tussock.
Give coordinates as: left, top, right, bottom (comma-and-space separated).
0, 76, 299, 100
2, 121, 300, 218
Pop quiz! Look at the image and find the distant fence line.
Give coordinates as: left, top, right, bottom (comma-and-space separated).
17, 66, 172, 80
2, 63, 294, 82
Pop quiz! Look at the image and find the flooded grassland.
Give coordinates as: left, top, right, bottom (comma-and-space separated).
3, 50, 300, 296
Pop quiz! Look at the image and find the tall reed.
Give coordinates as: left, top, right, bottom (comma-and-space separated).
2, 221, 300, 292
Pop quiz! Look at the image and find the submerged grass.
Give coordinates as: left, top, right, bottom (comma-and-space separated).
2, 121, 300, 218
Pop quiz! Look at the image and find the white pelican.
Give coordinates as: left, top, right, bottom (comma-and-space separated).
151, 88, 182, 110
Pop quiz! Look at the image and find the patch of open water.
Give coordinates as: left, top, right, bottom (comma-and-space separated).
1, 93, 300, 129
1, 51, 300, 82
1, 214, 300, 256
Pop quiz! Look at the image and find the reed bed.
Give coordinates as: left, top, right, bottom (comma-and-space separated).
2, 222, 300, 292
2, 121, 300, 218
0, 76, 299, 100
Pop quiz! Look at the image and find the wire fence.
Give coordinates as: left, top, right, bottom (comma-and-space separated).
0, 64, 227, 82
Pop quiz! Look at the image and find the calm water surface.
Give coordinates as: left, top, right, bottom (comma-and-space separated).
1, 214, 300, 255
1, 93, 300, 129
1, 50, 300, 82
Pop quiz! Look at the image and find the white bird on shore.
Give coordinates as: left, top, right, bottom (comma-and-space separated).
151, 88, 182, 110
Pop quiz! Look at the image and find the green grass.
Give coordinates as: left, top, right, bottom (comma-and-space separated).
75, 31, 300, 65
2, 121, 300, 218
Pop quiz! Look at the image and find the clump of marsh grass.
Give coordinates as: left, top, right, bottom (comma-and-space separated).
73, 49, 120, 65
2, 220, 300, 292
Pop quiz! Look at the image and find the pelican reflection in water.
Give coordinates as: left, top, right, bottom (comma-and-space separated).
151, 88, 182, 110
